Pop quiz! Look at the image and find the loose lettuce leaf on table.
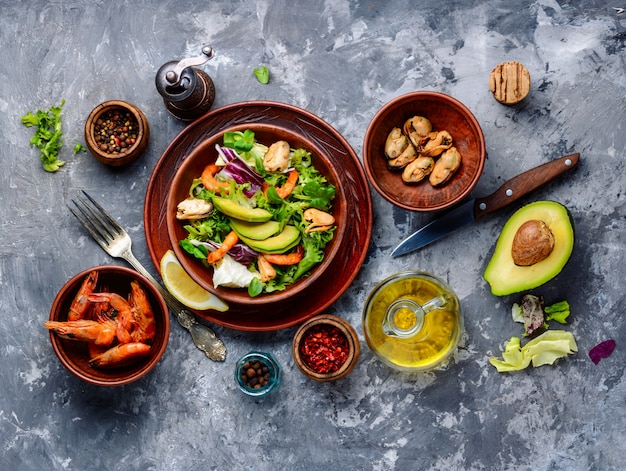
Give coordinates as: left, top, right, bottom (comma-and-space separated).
489, 330, 578, 373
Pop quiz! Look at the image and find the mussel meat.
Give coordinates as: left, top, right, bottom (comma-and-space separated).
420, 130, 453, 157
304, 208, 336, 233
429, 147, 462, 186
176, 198, 213, 220
264, 140, 291, 173
401, 156, 435, 183
384, 127, 411, 159
387, 142, 417, 169
403, 116, 432, 148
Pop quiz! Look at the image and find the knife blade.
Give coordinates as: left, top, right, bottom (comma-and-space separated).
391, 152, 580, 257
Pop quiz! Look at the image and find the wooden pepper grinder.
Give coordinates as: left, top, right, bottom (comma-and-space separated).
155, 45, 216, 121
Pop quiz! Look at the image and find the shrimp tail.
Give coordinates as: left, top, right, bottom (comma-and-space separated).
207, 231, 239, 264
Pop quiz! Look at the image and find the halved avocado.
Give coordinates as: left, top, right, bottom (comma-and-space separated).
484, 201, 574, 296
239, 225, 301, 254
229, 218, 281, 241
212, 196, 272, 222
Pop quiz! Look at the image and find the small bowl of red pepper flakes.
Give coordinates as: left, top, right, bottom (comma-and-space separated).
84, 100, 150, 167
292, 314, 360, 382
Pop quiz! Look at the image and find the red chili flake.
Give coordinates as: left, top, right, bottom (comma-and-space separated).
589, 339, 616, 365
300, 324, 349, 374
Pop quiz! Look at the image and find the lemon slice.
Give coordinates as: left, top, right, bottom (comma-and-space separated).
160, 250, 229, 312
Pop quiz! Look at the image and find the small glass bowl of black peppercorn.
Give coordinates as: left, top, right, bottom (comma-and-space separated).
235, 351, 281, 397
84, 100, 150, 166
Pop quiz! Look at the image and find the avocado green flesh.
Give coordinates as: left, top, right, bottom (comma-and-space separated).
239, 225, 301, 254
484, 201, 574, 296
229, 218, 281, 241
212, 196, 272, 222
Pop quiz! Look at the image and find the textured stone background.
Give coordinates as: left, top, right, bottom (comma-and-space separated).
1, 1, 624, 470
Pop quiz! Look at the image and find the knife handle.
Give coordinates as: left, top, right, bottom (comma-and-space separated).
474, 153, 579, 218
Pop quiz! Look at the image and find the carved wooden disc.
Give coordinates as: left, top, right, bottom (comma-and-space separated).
489, 61, 531, 105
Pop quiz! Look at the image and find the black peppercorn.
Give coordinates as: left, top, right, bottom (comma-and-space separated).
241, 360, 271, 389
93, 108, 139, 155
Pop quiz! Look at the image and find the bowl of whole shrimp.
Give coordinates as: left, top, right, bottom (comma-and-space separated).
46, 266, 170, 386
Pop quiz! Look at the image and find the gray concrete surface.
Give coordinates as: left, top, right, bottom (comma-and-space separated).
1, 1, 624, 470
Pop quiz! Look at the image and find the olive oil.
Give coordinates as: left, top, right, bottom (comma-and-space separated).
363, 271, 462, 372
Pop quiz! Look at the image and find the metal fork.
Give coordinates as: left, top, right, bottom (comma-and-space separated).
68, 190, 227, 362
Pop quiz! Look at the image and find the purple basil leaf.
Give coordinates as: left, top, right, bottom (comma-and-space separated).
589, 339, 616, 365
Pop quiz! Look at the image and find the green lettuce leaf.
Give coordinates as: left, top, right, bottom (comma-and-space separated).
489, 330, 578, 372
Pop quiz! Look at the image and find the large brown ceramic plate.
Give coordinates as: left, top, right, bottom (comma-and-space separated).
166, 124, 347, 306
144, 101, 372, 332
363, 91, 486, 212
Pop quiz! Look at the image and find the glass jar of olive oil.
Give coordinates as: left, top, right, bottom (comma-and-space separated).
362, 271, 463, 373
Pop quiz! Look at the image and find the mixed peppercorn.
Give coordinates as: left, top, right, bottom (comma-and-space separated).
240, 359, 271, 390
94, 108, 138, 154
299, 324, 349, 374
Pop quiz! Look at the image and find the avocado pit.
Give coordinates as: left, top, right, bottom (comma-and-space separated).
511, 219, 555, 266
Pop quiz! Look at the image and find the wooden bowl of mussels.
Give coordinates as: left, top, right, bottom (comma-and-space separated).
363, 91, 486, 212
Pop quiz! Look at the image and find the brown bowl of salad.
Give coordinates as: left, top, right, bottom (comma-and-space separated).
165, 123, 347, 306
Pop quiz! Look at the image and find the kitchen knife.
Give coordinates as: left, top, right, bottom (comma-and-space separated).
391, 152, 580, 257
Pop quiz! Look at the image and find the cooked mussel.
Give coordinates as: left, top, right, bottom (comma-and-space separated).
264, 140, 291, 173
429, 147, 462, 186
384, 127, 411, 159
176, 198, 214, 220
420, 130, 453, 157
303, 208, 336, 233
402, 156, 435, 183
403, 116, 432, 148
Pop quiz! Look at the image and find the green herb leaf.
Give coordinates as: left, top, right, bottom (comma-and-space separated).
224, 130, 255, 153
266, 186, 284, 204
21, 99, 66, 172
73, 143, 87, 155
292, 237, 325, 282
254, 66, 269, 84
179, 239, 208, 259
545, 300, 570, 324
248, 277, 264, 297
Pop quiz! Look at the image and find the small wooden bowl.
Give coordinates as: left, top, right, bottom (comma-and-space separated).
363, 91, 486, 212
48, 266, 170, 386
84, 100, 150, 166
292, 314, 360, 382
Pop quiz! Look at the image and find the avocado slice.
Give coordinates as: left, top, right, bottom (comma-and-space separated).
230, 218, 281, 241
213, 196, 272, 222
239, 225, 301, 254
484, 201, 574, 296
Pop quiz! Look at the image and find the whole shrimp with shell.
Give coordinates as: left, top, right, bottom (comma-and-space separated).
45, 271, 157, 368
